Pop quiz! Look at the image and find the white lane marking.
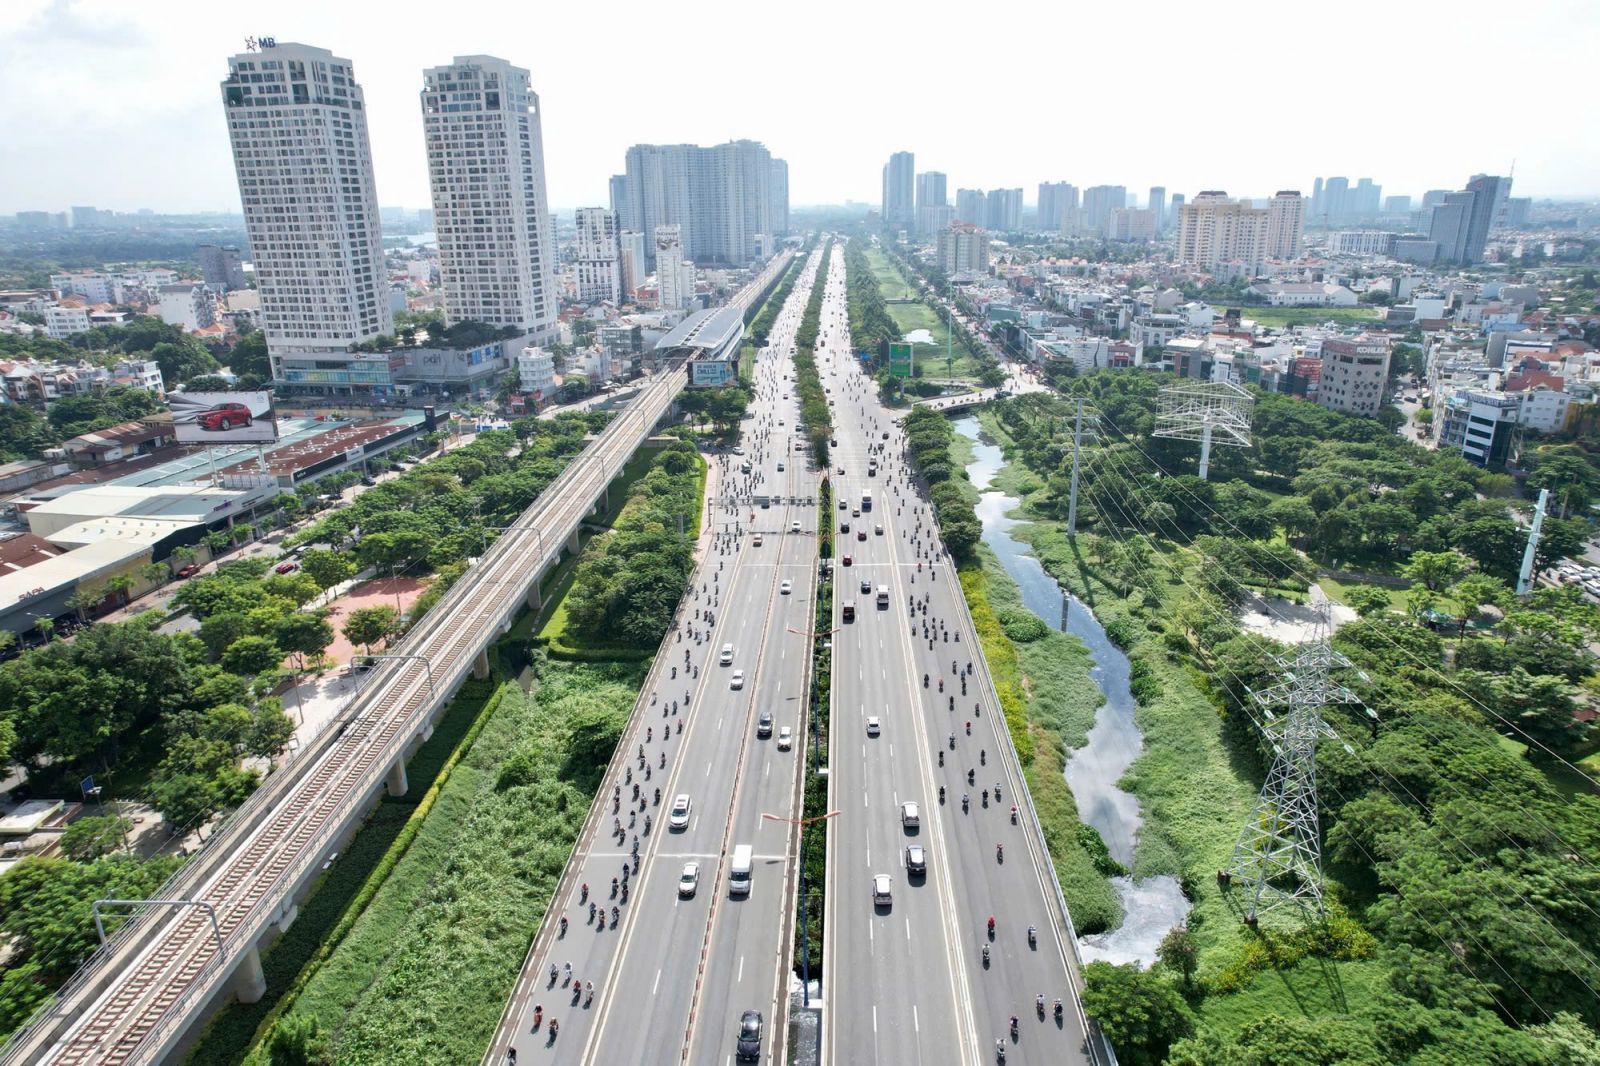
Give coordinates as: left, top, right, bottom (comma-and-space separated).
873, 1006, 878, 1033
906, 918, 911, 940
738, 956, 745, 983
913, 1005, 920, 1033
653, 969, 662, 994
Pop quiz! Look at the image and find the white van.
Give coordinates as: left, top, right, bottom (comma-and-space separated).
729, 844, 754, 897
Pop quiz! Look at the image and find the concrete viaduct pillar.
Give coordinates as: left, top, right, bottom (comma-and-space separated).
385, 760, 408, 798
232, 944, 266, 1004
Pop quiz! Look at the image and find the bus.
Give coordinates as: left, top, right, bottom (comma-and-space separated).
862, 490, 873, 511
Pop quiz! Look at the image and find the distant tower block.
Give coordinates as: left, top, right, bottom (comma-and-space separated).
1152, 380, 1253, 479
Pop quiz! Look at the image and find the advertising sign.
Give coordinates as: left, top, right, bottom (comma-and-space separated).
888, 343, 913, 379
171, 391, 279, 445
689, 360, 734, 388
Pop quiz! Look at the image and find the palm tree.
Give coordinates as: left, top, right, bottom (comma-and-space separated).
102, 574, 136, 608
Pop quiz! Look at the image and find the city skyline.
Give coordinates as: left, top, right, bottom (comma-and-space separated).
2, 0, 1598, 216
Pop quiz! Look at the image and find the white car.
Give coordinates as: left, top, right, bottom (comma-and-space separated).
731, 669, 746, 690
679, 862, 700, 898
780, 579, 793, 595
872, 873, 893, 907
668, 794, 692, 831
901, 801, 920, 829
720, 643, 734, 666
776, 726, 793, 751
790, 520, 801, 533
866, 716, 881, 736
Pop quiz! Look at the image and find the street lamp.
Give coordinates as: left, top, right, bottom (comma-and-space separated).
762, 809, 841, 1007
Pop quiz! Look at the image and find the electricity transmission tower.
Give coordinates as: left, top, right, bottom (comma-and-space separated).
1152, 380, 1253, 480
1226, 610, 1369, 923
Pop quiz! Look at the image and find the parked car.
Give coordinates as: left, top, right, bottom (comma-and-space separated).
176, 564, 201, 578
273, 561, 299, 574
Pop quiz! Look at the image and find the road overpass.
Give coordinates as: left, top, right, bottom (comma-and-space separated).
482, 242, 827, 1066
1, 253, 794, 1066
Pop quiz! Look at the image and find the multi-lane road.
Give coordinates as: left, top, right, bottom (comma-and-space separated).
485, 244, 827, 1065
816, 246, 1101, 1066
0, 251, 794, 1066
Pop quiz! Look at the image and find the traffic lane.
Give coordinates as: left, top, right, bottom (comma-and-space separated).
574, 513, 776, 1062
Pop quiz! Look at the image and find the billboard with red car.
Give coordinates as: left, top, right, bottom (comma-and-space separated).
171, 391, 279, 444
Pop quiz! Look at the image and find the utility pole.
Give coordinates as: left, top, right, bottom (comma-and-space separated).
1067, 398, 1085, 537
1225, 609, 1368, 924
1516, 488, 1549, 597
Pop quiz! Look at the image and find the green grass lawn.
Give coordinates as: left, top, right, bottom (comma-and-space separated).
1239, 306, 1380, 329
865, 247, 916, 300
1317, 575, 1412, 613
863, 248, 983, 379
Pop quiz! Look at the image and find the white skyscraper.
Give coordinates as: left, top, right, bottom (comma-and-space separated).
1264, 191, 1306, 260
655, 225, 695, 310
574, 208, 621, 304
221, 42, 391, 397
619, 230, 647, 299
421, 55, 556, 339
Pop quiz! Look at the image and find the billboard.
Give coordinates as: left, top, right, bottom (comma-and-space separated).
171, 391, 279, 445
689, 360, 735, 388
888, 343, 913, 379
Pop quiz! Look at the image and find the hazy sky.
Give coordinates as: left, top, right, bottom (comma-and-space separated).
3, 0, 1596, 217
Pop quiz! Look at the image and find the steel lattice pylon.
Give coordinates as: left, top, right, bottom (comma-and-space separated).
1227, 615, 1361, 923
1151, 380, 1253, 480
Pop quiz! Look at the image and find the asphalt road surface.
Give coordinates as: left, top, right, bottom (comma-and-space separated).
815, 247, 1099, 1066
486, 245, 826, 1066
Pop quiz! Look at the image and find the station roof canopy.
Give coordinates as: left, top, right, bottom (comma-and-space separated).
654, 305, 745, 363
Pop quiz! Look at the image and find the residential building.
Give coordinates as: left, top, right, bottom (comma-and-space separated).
573, 207, 621, 304
986, 188, 1022, 232
1318, 334, 1391, 416
43, 305, 92, 339
955, 188, 986, 226
769, 158, 789, 238
1462, 174, 1509, 260
609, 174, 628, 217
49, 272, 121, 304
1264, 191, 1305, 259
196, 245, 246, 291
1428, 192, 1475, 264
1502, 367, 1570, 433
1315, 176, 1350, 224
1327, 230, 1396, 256
615, 140, 787, 267
1394, 238, 1440, 265
221, 42, 392, 397
1383, 195, 1411, 215
1081, 185, 1127, 233
1037, 182, 1077, 232
881, 151, 915, 228
1147, 186, 1166, 231
1174, 191, 1267, 271
925, 205, 955, 234
516, 345, 555, 399
655, 225, 695, 310
157, 283, 217, 332
1352, 178, 1381, 219
1106, 208, 1155, 242
421, 55, 556, 340
618, 230, 647, 299
915, 171, 947, 234
937, 223, 990, 276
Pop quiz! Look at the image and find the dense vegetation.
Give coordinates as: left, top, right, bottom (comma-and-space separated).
0, 318, 219, 389
792, 241, 835, 466
745, 253, 804, 342
285, 411, 610, 582
795, 478, 832, 977
563, 441, 705, 651
900, 407, 981, 559
880, 244, 1006, 387
0, 608, 299, 1035
973, 376, 1600, 1060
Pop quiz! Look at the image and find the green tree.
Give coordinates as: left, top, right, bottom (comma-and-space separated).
1080, 961, 1193, 1066
1400, 550, 1467, 592
342, 605, 400, 655
1343, 585, 1393, 618
228, 329, 271, 381
275, 612, 334, 673
0, 404, 58, 461
221, 635, 281, 678
1156, 924, 1199, 989
299, 549, 355, 592
58, 815, 131, 861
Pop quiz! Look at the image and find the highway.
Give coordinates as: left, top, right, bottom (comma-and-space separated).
484, 244, 826, 1066
817, 246, 1102, 1066
1, 253, 794, 1066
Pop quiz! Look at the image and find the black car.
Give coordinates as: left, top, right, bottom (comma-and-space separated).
736, 1009, 763, 1060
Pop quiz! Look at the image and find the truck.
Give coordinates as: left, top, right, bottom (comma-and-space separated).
876, 584, 890, 608
729, 844, 754, 896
